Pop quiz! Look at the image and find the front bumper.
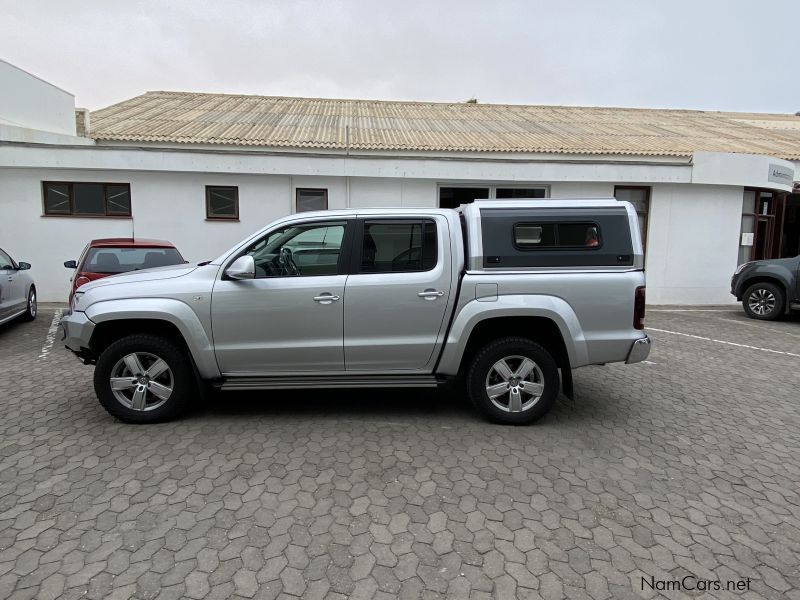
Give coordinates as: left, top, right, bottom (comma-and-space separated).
730, 274, 740, 299
59, 310, 96, 361
625, 336, 651, 364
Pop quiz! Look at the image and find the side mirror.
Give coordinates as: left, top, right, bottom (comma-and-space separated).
64, 260, 77, 269
225, 255, 255, 280
17, 262, 31, 270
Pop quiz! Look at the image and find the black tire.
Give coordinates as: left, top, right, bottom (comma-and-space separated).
20, 286, 36, 322
94, 334, 194, 423
742, 282, 785, 321
466, 337, 559, 425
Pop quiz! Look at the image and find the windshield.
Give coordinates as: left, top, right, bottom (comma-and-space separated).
83, 247, 184, 274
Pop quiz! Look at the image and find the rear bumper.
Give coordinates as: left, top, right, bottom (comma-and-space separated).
59, 310, 96, 361
625, 336, 651, 364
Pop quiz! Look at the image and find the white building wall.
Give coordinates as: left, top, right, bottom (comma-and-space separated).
0, 169, 443, 301
645, 184, 742, 305
0, 165, 759, 306
348, 178, 437, 208
1, 169, 296, 301
0, 60, 76, 136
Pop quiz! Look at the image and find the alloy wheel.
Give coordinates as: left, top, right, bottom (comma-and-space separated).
28, 290, 36, 318
748, 288, 776, 316
484, 355, 545, 413
109, 352, 174, 411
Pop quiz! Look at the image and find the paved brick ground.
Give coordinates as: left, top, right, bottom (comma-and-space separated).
0, 306, 798, 599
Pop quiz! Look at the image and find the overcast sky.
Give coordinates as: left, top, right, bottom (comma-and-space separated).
1, 0, 797, 113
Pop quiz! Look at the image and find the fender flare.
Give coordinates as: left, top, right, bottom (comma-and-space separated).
738, 265, 794, 304
85, 298, 220, 379
436, 295, 589, 376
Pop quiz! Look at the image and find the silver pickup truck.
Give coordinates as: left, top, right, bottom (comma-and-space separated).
60, 199, 650, 425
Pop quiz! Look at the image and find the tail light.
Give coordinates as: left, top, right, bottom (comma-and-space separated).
634, 286, 646, 330
75, 276, 91, 289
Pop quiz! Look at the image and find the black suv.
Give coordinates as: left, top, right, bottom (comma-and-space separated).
731, 256, 800, 320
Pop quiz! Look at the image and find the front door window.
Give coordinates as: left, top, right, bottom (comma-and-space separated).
245, 222, 346, 277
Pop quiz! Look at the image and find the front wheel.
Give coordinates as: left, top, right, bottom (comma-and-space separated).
94, 334, 193, 423
466, 337, 559, 425
20, 287, 36, 322
742, 282, 784, 321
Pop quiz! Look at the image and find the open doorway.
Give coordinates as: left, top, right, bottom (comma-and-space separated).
740, 189, 798, 262
780, 193, 800, 257
753, 217, 772, 260
439, 187, 490, 209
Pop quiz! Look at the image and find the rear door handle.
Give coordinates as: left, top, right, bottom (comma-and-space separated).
418, 289, 444, 300
313, 293, 340, 304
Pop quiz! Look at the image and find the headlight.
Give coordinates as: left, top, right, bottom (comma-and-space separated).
734, 262, 752, 275
71, 291, 85, 312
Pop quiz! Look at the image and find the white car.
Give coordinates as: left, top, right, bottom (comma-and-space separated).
0, 247, 36, 325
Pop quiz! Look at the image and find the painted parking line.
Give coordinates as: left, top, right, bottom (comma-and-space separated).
38, 309, 63, 360
710, 315, 800, 339
648, 327, 800, 358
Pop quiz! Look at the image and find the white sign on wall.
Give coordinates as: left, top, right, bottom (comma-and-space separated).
741, 232, 754, 246
768, 163, 794, 185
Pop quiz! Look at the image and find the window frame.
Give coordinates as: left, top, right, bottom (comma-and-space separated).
352, 218, 439, 275
229, 219, 353, 279
614, 185, 650, 255
512, 221, 603, 251
205, 185, 240, 221
42, 181, 132, 218
295, 188, 329, 213
437, 183, 549, 208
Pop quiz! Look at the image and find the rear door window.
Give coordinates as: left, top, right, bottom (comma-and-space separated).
359, 220, 437, 273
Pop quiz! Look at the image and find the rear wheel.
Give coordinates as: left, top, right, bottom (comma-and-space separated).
94, 334, 193, 423
466, 337, 559, 425
742, 282, 784, 321
20, 286, 36, 322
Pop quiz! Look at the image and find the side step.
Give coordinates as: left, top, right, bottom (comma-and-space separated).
791, 302, 800, 311
220, 374, 441, 392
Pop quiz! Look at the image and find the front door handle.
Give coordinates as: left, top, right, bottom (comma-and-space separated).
313, 293, 340, 304
418, 289, 444, 300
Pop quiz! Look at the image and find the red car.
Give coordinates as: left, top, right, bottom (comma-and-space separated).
64, 238, 186, 303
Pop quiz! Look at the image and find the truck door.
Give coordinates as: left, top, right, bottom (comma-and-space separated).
211, 220, 351, 374
343, 216, 452, 371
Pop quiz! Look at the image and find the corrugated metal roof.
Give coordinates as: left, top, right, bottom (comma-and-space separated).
88, 91, 800, 160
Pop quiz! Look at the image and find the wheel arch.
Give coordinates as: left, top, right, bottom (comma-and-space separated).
740, 276, 790, 311
85, 299, 220, 379
90, 319, 186, 355
436, 296, 588, 382
457, 316, 572, 376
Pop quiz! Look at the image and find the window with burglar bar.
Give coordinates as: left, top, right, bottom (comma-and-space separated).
206, 186, 239, 220
42, 182, 131, 217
